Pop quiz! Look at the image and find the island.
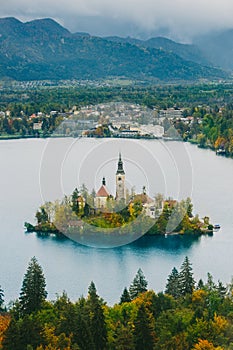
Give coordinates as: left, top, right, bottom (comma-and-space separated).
25, 154, 214, 245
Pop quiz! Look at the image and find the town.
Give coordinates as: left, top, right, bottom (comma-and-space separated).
0, 101, 192, 140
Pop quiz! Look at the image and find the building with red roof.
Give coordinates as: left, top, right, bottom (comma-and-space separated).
94, 177, 111, 210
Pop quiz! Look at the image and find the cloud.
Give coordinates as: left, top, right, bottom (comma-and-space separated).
1, 0, 233, 41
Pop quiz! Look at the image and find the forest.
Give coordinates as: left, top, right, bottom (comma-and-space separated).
0, 256, 233, 349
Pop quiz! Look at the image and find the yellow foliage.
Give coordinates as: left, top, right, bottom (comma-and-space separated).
228, 137, 233, 154
214, 136, 227, 149
192, 289, 207, 304
0, 314, 10, 347
38, 325, 72, 350
211, 314, 228, 334
192, 339, 224, 350
129, 202, 135, 217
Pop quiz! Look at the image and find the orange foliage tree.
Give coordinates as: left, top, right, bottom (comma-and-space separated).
0, 315, 10, 347
192, 339, 224, 350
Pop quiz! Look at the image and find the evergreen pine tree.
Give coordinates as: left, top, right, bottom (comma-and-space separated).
73, 310, 94, 350
71, 188, 79, 214
120, 287, 131, 304
165, 267, 180, 298
19, 257, 47, 315
83, 202, 90, 217
178, 256, 195, 296
133, 304, 155, 350
217, 280, 227, 299
197, 279, 205, 290
86, 281, 107, 350
0, 285, 4, 310
129, 268, 148, 299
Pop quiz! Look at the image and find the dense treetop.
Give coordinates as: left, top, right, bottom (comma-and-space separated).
1, 256, 233, 349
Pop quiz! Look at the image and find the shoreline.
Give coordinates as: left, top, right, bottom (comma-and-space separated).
25, 223, 214, 239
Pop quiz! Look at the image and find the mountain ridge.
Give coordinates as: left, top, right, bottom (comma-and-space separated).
0, 17, 228, 82
104, 35, 210, 66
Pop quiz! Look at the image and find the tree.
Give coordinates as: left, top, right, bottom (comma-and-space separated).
86, 282, 107, 350
133, 304, 155, 350
165, 267, 180, 298
186, 197, 193, 218
83, 202, 90, 218
192, 339, 224, 350
197, 279, 205, 290
120, 288, 131, 304
178, 256, 195, 296
19, 257, 47, 315
0, 286, 4, 311
71, 188, 79, 215
0, 315, 10, 347
36, 206, 49, 225
2, 315, 43, 350
80, 184, 88, 201
129, 269, 148, 299
2, 318, 21, 350
73, 309, 94, 350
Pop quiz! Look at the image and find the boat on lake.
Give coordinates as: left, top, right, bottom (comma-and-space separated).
213, 224, 221, 230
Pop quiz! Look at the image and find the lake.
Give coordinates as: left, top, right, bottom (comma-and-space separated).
0, 137, 233, 305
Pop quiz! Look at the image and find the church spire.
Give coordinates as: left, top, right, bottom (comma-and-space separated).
116, 152, 125, 175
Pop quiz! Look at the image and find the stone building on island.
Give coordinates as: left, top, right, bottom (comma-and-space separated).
94, 153, 162, 218
94, 177, 111, 210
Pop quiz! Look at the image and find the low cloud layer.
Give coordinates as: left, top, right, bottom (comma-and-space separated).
1, 0, 233, 41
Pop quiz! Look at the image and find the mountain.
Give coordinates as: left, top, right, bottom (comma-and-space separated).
105, 36, 210, 66
195, 30, 233, 71
0, 17, 227, 82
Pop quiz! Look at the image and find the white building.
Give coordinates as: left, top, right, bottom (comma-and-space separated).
94, 177, 111, 210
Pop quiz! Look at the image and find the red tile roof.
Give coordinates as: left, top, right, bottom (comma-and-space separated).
96, 185, 110, 197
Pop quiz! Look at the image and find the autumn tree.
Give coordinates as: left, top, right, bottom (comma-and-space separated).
192, 339, 224, 350
19, 257, 47, 315
2, 315, 43, 350
2, 318, 21, 350
0, 315, 10, 348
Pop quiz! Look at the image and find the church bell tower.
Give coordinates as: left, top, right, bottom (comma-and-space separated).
116, 153, 126, 202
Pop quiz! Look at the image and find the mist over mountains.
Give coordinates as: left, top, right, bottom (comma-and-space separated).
0, 17, 231, 82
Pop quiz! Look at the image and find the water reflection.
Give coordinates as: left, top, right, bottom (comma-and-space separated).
33, 230, 210, 253
127, 234, 206, 251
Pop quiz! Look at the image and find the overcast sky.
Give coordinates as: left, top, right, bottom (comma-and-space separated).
1, 0, 233, 41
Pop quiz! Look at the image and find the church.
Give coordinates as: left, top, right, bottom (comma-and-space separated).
94, 154, 159, 218
94, 153, 126, 210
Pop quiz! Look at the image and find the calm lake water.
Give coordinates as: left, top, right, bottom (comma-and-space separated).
0, 137, 233, 305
